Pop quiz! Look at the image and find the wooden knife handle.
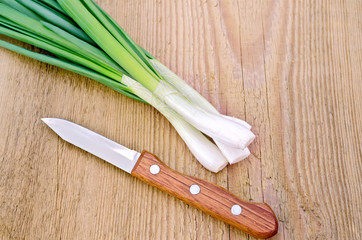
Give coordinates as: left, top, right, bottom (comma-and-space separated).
131, 151, 278, 239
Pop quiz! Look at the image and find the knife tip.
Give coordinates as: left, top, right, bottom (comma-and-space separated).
41, 118, 52, 124
41, 118, 62, 127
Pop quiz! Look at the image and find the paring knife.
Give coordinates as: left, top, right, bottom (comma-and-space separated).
41, 118, 278, 239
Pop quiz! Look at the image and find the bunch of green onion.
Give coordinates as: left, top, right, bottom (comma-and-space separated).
0, 0, 255, 172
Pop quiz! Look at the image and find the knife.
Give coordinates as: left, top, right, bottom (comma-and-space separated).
41, 118, 278, 239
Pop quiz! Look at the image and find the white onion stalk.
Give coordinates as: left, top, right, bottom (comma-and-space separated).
217, 142, 250, 164
223, 115, 252, 130
151, 59, 251, 128
153, 80, 255, 149
151, 59, 253, 163
121, 75, 228, 172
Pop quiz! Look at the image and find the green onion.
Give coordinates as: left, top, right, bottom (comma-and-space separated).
0, 0, 255, 172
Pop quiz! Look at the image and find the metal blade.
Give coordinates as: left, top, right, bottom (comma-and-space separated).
41, 118, 140, 173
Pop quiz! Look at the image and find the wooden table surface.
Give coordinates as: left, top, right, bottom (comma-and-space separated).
1, 0, 361, 239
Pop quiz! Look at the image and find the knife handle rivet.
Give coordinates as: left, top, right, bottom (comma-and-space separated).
150, 164, 160, 175
231, 204, 242, 215
190, 184, 201, 195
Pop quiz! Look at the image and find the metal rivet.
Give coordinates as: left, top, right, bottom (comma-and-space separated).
189, 184, 201, 195
149, 164, 160, 175
231, 205, 242, 215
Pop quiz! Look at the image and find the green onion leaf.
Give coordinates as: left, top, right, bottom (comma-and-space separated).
41, 21, 126, 75
16, 0, 95, 44
37, 0, 68, 15
0, 25, 123, 82
0, 39, 145, 103
57, 0, 160, 91
84, 0, 162, 79
1, 0, 42, 21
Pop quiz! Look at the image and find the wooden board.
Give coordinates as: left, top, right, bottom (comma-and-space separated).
0, 0, 361, 239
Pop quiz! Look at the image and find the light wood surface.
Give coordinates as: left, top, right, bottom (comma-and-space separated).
0, 0, 361, 239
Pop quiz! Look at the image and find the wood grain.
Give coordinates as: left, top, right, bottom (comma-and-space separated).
0, 0, 361, 239
132, 151, 278, 239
